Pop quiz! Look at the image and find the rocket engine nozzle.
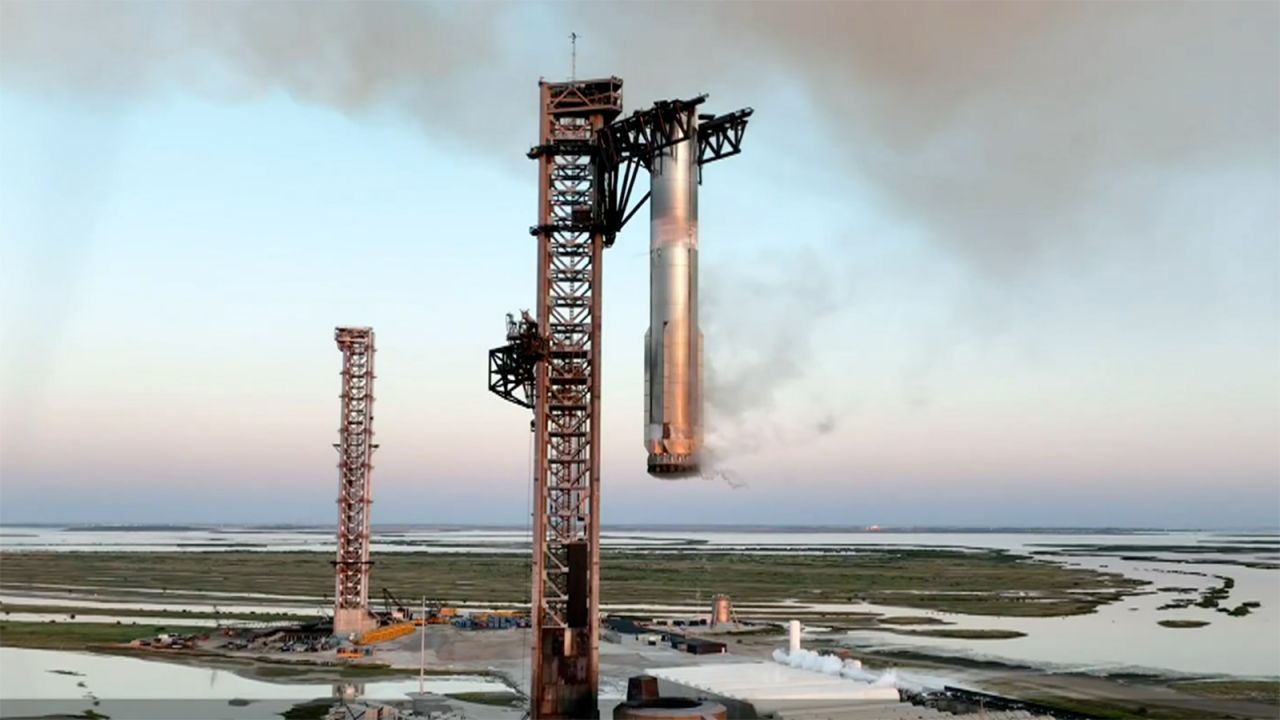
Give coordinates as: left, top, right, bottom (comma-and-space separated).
647, 452, 701, 477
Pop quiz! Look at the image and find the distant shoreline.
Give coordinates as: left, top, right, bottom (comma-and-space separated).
3, 523, 1276, 534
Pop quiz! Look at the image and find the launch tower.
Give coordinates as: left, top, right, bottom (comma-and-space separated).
489, 77, 750, 719
333, 326, 378, 637
524, 77, 621, 719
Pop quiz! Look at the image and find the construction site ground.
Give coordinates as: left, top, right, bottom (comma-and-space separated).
352, 626, 752, 697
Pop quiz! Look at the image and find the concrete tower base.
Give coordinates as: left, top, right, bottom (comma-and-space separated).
333, 608, 377, 639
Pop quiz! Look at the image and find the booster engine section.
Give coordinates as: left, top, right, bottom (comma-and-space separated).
645, 115, 702, 477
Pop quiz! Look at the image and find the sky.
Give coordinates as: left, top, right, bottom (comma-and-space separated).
0, 1, 1277, 528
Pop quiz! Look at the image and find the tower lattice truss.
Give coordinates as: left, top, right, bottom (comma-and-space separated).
526, 78, 622, 719
487, 75, 751, 720
333, 326, 376, 635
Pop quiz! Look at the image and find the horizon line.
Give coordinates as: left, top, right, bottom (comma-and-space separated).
3, 522, 1278, 533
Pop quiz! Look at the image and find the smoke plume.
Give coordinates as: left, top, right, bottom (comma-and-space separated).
0, 1, 536, 157
700, 249, 847, 476
772, 648, 908, 690
574, 1, 1278, 275
5, 0, 1273, 272
3, 1, 1274, 484
570, 0, 1278, 465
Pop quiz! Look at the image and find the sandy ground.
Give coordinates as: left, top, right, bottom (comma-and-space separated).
103, 625, 1278, 719
361, 626, 748, 697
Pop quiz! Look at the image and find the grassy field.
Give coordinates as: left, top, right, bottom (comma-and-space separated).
1169, 680, 1280, 706
0, 602, 311, 623
445, 691, 524, 707
875, 615, 950, 625
0, 548, 1142, 617
246, 659, 422, 680
885, 627, 1025, 639
1157, 619, 1210, 628
987, 679, 1275, 720
1015, 695, 1221, 720
0, 621, 208, 649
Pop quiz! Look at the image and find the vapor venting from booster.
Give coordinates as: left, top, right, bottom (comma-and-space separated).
771, 649, 908, 691
645, 114, 702, 477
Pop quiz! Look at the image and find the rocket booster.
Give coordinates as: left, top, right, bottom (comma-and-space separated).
645, 116, 702, 477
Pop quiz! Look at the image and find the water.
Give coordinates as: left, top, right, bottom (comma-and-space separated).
0, 647, 508, 719
3, 526, 1274, 555
3, 526, 1277, 678
837, 559, 1280, 677
0, 525, 1265, 550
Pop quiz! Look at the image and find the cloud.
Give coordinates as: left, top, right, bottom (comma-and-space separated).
7, 0, 1273, 279
572, 1, 1279, 277
3, 0, 1274, 499
0, 1, 534, 156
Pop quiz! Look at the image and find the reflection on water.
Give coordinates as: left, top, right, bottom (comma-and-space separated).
0, 647, 510, 720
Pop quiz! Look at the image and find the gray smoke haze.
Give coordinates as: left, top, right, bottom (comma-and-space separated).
7, 0, 1273, 275
569, 0, 1278, 471
699, 249, 847, 478
573, 0, 1279, 275
5, 0, 1274, 270
3, 1, 1274, 484
0, 1, 536, 156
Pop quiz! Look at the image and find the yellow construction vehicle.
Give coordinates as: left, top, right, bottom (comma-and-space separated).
427, 607, 457, 624
355, 622, 415, 646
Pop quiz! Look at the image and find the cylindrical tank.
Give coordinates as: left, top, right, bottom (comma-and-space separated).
711, 594, 731, 626
614, 700, 727, 720
788, 619, 801, 653
626, 676, 661, 705
615, 675, 727, 720
645, 113, 702, 477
